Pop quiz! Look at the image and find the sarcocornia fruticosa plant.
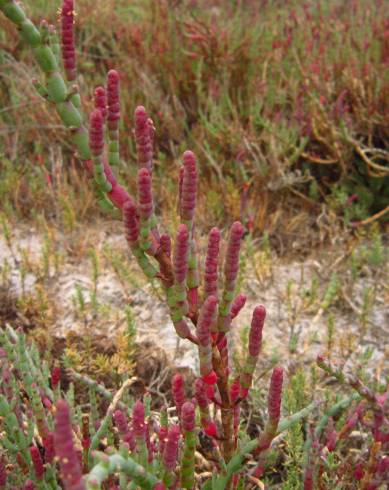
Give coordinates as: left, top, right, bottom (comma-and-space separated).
0, 1, 388, 489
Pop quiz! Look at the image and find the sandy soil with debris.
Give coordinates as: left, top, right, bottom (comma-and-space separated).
1, 223, 388, 375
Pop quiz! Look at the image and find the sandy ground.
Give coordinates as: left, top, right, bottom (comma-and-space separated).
1, 223, 388, 375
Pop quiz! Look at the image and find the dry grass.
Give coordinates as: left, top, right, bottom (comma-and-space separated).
0, 0, 388, 239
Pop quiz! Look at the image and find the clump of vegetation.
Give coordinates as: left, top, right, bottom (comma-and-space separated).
0, 1, 387, 488
0, 0, 388, 234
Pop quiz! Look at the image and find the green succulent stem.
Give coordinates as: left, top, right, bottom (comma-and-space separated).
86, 452, 159, 489
131, 245, 158, 279
181, 429, 197, 489
108, 131, 120, 166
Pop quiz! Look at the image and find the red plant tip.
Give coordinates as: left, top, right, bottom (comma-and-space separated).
268, 367, 283, 422
204, 422, 217, 437
89, 109, 104, 157
123, 201, 139, 244
61, 0, 76, 81
172, 374, 185, 415
248, 305, 266, 357
204, 227, 221, 297
209, 227, 221, 243
181, 402, 196, 432
132, 400, 146, 439
113, 409, 135, 450
51, 366, 61, 389
183, 150, 196, 163
94, 86, 107, 120
137, 168, 153, 219
160, 234, 171, 257
230, 293, 246, 319
197, 295, 218, 347
173, 224, 190, 283
29, 446, 44, 480
43, 433, 55, 464
107, 70, 120, 130
224, 221, 245, 281
54, 399, 84, 489
107, 69, 120, 84
135, 105, 147, 120
230, 221, 245, 239
162, 424, 180, 471
181, 151, 198, 222
135, 106, 153, 170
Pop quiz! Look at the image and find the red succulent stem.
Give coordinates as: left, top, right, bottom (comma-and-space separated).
230, 379, 241, 442
163, 424, 180, 470
107, 70, 120, 132
195, 378, 217, 437
106, 69, 120, 166
204, 227, 221, 316
197, 295, 218, 384
172, 373, 185, 420
160, 234, 171, 258
50, 366, 61, 390
30, 446, 44, 480
218, 221, 245, 333
239, 305, 266, 399
94, 86, 107, 121
135, 105, 153, 171
113, 409, 136, 451
43, 432, 55, 464
61, 0, 77, 81
230, 293, 246, 320
0, 456, 6, 489
89, 109, 104, 157
180, 151, 197, 227
169, 225, 190, 330
252, 367, 283, 479
53, 400, 85, 490
173, 225, 190, 285
132, 400, 147, 443
124, 201, 140, 245
137, 168, 158, 253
